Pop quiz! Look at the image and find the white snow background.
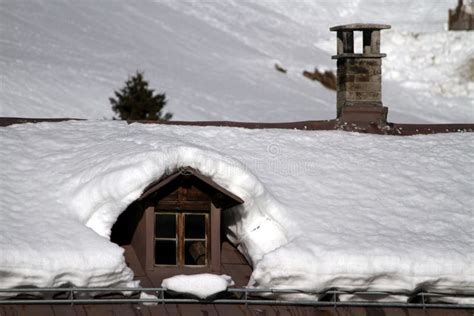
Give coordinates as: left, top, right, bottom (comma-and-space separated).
0, 121, 473, 301
0, 0, 473, 122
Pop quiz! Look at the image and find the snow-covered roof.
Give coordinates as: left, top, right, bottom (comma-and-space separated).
1, 120, 472, 299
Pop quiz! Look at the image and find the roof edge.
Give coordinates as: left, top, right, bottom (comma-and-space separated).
139, 166, 244, 206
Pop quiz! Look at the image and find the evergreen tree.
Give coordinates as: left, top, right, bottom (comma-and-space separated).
110, 72, 172, 120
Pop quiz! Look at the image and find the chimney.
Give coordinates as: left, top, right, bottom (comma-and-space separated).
330, 23, 391, 125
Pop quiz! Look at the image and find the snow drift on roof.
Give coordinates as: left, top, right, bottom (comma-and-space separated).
0, 121, 473, 300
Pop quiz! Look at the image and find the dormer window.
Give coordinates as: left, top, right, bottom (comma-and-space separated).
154, 212, 209, 266
154, 212, 178, 265
111, 167, 244, 286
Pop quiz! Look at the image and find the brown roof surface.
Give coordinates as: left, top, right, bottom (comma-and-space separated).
1, 117, 473, 136
1, 301, 471, 315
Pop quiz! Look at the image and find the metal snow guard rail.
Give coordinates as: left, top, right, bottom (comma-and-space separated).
0, 287, 472, 309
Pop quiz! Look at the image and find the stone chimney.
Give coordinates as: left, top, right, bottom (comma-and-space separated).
330, 23, 390, 125
448, 0, 474, 31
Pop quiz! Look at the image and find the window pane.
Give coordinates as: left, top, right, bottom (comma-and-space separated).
155, 214, 176, 238
184, 240, 206, 265
185, 214, 206, 239
155, 240, 176, 265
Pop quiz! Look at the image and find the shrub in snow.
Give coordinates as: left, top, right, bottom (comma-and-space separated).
161, 274, 234, 299
110, 71, 172, 121
302, 68, 337, 91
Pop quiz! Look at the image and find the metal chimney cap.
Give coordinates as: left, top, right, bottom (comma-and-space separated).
330, 23, 391, 31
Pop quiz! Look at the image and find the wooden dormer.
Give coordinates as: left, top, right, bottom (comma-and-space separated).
111, 167, 245, 286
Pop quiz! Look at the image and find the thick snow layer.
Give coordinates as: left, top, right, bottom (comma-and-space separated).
0, 121, 473, 300
161, 274, 234, 299
1, 0, 472, 123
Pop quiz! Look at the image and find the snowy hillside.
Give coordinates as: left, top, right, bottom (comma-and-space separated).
1, 121, 473, 300
1, 0, 472, 123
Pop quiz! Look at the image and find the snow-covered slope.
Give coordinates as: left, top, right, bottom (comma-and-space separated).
1, 121, 472, 299
1, 0, 472, 123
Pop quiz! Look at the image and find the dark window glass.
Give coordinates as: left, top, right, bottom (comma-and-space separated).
185, 214, 206, 239
155, 240, 176, 265
155, 214, 176, 238
184, 240, 206, 265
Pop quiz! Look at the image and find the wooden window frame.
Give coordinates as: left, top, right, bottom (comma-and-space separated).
144, 202, 221, 275
153, 212, 178, 266
154, 211, 210, 267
